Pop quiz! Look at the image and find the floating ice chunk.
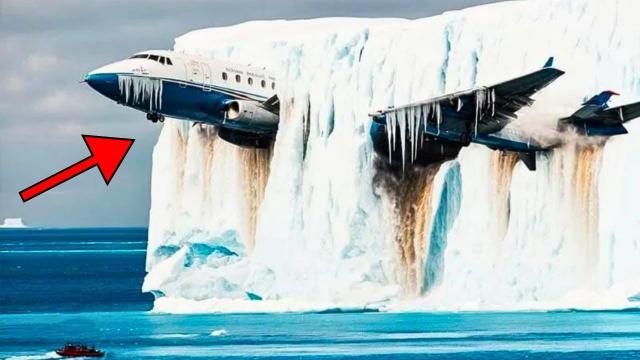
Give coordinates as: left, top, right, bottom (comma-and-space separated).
210, 329, 228, 336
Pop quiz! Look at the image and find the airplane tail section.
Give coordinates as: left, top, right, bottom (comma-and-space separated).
582, 90, 619, 106
560, 97, 640, 137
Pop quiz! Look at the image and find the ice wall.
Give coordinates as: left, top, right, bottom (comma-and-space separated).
144, 0, 640, 313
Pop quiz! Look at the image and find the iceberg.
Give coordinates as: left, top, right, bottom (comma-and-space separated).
0, 218, 27, 228
144, 0, 640, 313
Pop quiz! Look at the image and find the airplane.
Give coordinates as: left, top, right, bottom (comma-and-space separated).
84, 50, 280, 148
369, 57, 565, 171
557, 90, 640, 136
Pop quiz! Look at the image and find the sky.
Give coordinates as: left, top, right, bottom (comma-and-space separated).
0, 0, 501, 227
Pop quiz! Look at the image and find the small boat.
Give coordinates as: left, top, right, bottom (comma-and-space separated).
55, 344, 105, 358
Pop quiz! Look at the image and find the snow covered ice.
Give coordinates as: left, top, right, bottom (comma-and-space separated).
143, 0, 640, 313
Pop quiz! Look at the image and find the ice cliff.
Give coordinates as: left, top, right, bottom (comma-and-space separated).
143, 0, 640, 313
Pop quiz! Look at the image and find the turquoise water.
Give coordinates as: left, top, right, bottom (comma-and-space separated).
2, 311, 640, 359
1, 228, 640, 359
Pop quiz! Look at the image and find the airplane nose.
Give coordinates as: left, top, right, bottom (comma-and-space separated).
84, 72, 120, 100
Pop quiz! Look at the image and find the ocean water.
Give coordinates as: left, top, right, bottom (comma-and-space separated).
0, 228, 153, 313
1, 229, 640, 359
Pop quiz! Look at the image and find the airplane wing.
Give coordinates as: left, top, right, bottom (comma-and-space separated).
260, 94, 280, 115
489, 57, 565, 108
370, 58, 563, 171
475, 57, 565, 134
372, 57, 564, 137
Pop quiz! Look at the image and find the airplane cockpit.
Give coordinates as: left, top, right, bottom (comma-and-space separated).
128, 53, 174, 66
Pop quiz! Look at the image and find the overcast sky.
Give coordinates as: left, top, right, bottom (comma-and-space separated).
0, 0, 501, 227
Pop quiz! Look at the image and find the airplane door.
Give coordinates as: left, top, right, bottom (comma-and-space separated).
187, 60, 203, 84
202, 63, 212, 91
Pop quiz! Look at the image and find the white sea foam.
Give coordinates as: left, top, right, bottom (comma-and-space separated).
4, 351, 61, 360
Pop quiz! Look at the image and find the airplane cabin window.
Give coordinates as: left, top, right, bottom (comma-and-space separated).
166, 58, 173, 65
248, 77, 253, 85
261, 80, 266, 88
149, 55, 159, 61
271, 82, 276, 90
222, 72, 228, 80
235, 74, 241, 83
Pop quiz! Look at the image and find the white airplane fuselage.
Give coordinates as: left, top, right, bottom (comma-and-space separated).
85, 50, 278, 137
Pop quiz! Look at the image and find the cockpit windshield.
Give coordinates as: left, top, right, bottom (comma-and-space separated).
129, 53, 173, 65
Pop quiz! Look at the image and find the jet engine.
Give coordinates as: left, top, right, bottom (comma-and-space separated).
217, 127, 274, 148
225, 100, 279, 127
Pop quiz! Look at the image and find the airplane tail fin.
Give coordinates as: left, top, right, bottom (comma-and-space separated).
543, 56, 555, 68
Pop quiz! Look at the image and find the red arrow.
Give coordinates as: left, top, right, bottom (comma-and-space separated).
19, 135, 135, 202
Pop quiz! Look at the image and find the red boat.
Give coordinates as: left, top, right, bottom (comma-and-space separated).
55, 344, 105, 358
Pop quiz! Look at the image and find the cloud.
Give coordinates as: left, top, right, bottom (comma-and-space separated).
33, 89, 92, 114
5, 75, 27, 93
25, 53, 62, 72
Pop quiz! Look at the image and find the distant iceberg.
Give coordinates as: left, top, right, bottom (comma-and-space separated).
0, 218, 27, 228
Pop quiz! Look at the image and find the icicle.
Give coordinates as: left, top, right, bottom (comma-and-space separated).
409, 106, 420, 163
422, 104, 428, 132
435, 102, 442, 135
385, 112, 393, 163
390, 110, 398, 159
117, 75, 164, 112
386, 110, 400, 164
491, 88, 496, 117
475, 88, 487, 136
408, 106, 414, 163
419, 105, 425, 145
414, 107, 420, 160
398, 108, 407, 171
